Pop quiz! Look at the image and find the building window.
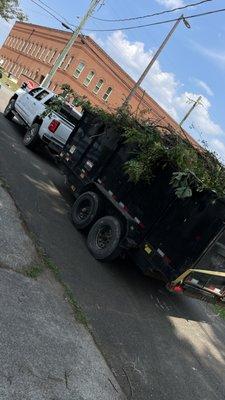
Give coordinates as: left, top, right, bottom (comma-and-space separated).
83, 71, 95, 87
73, 62, 85, 78
63, 56, 73, 71
16, 39, 21, 50
30, 43, 37, 56
14, 38, 19, 49
5, 37, 10, 46
48, 49, 57, 64
43, 49, 50, 62
19, 40, 25, 51
11, 37, 16, 48
34, 45, 41, 58
39, 47, 46, 60
103, 87, 113, 102
9, 37, 14, 47
93, 79, 104, 94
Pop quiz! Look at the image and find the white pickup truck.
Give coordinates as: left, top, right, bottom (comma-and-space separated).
4, 86, 82, 152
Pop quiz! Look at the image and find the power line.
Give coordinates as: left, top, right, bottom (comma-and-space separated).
85, 7, 225, 31
29, 0, 78, 29
91, 0, 216, 22
33, 0, 78, 26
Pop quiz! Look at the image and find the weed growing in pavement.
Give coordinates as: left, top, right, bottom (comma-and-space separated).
41, 253, 88, 327
0, 177, 10, 190
25, 264, 44, 279
214, 304, 225, 320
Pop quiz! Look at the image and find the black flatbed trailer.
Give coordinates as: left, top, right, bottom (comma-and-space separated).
60, 110, 225, 306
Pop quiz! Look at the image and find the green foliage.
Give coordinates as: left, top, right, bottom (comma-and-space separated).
0, 0, 27, 21
49, 84, 225, 199
25, 264, 44, 279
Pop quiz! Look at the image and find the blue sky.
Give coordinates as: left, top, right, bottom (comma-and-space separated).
1, 0, 225, 159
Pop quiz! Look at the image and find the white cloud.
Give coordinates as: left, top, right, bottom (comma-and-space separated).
92, 30, 225, 158
98, 31, 222, 139
191, 42, 225, 69
106, 30, 179, 119
193, 79, 214, 97
210, 139, 225, 163
174, 92, 223, 136
155, 0, 184, 8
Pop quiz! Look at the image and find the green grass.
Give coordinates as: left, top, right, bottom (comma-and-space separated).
0, 72, 19, 92
25, 264, 44, 279
214, 304, 225, 319
41, 253, 88, 327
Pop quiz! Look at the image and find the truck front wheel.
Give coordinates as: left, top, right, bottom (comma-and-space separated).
4, 99, 15, 120
87, 216, 122, 262
72, 191, 102, 230
23, 123, 41, 150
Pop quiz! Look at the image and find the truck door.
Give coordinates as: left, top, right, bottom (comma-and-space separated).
16, 88, 50, 125
15, 87, 42, 122
25, 89, 50, 126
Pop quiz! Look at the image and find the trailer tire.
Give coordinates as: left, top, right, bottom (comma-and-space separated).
23, 123, 41, 150
72, 191, 101, 230
4, 99, 15, 120
87, 216, 122, 262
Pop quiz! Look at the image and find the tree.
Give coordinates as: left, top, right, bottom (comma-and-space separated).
0, 0, 27, 21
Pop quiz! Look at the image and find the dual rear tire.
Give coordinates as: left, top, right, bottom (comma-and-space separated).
72, 191, 122, 262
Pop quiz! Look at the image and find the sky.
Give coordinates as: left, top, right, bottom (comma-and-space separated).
0, 0, 225, 160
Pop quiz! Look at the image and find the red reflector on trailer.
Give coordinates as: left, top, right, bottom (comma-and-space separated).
48, 119, 60, 133
171, 285, 184, 293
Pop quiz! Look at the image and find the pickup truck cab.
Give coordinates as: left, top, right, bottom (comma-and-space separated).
4, 86, 82, 152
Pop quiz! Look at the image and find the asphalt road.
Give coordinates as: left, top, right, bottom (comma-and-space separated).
0, 100, 225, 399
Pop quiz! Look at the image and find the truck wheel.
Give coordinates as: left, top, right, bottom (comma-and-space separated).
4, 99, 15, 120
87, 216, 122, 262
23, 123, 41, 150
72, 191, 102, 230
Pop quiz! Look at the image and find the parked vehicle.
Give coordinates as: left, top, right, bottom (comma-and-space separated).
3, 86, 82, 152
60, 109, 225, 306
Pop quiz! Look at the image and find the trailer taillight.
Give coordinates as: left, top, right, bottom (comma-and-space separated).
168, 284, 184, 293
48, 119, 60, 133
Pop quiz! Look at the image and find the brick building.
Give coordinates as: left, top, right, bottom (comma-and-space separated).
0, 21, 185, 133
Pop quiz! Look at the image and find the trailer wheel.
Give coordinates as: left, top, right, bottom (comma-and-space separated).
23, 123, 41, 150
72, 191, 102, 230
87, 216, 122, 262
4, 99, 15, 120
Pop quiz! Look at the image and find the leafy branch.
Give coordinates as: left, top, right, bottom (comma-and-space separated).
47, 84, 225, 199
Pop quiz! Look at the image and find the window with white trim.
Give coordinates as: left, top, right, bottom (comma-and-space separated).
34, 45, 41, 58
93, 79, 104, 94
19, 40, 25, 51
43, 49, 50, 62
48, 49, 57, 64
63, 56, 73, 70
39, 47, 46, 60
23, 41, 29, 53
83, 70, 95, 87
31, 43, 37, 56
5, 37, 10, 46
102, 87, 113, 102
73, 62, 85, 78
27, 42, 33, 54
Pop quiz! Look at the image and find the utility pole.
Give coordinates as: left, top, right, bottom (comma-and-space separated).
122, 14, 190, 108
41, 0, 102, 88
179, 96, 202, 127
